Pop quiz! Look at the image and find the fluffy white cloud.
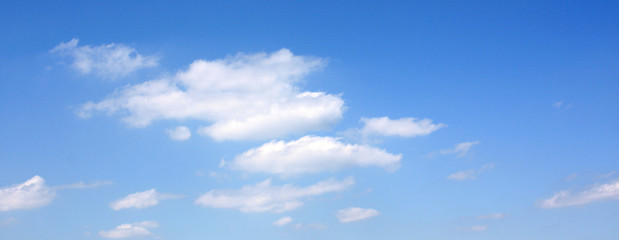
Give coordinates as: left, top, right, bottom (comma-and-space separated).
273, 216, 293, 226
110, 189, 182, 210
195, 177, 354, 213
99, 221, 158, 239
0, 176, 55, 211
226, 136, 401, 177
447, 164, 494, 181
51, 39, 159, 79
438, 141, 480, 157
166, 126, 191, 141
539, 180, 619, 208
78, 49, 344, 141
360, 117, 445, 137
336, 207, 379, 223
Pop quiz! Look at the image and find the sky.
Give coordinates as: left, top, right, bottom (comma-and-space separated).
1, 1, 618, 239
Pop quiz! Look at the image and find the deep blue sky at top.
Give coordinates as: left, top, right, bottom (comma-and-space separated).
0, 1, 618, 240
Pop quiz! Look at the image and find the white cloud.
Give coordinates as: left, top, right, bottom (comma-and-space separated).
438, 141, 480, 157
273, 216, 293, 226
539, 180, 619, 208
78, 49, 344, 141
447, 164, 494, 181
195, 177, 354, 213
51, 39, 158, 79
110, 189, 182, 210
336, 207, 379, 223
226, 135, 401, 177
360, 117, 445, 137
476, 213, 505, 220
456, 225, 487, 231
0, 176, 55, 211
165, 126, 191, 141
553, 101, 563, 108
99, 221, 158, 239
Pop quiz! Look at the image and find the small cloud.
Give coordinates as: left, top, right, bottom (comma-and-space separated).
51, 38, 159, 79
539, 180, 619, 208
476, 213, 505, 220
447, 163, 494, 181
564, 173, 578, 182
359, 116, 445, 138
455, 225, 487, 231
336, 207, 379, 223
195, 177, 354, 213
99, 221, 158, 239
165, 126, 191, 141
0, 176, 55, 211
552, 100, 572, 110
437, 141, 480, 157
110, 189, 183, 210
273, 216, 293, 226
293, 222, 327, 230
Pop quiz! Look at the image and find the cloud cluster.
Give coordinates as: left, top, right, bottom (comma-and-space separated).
78, 49, 344, 141
195, 177, 354, 213
360, 117, 445, 137
336, 207, 379, 222
0, 176, 55, 211
540, 180, 619, 208
99, 221, 158, 239
51, 39, 159, 79
227, 136, 401, 177
110, 189, 182, 210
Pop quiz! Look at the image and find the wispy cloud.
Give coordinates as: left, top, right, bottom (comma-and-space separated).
0, 176, 55, 211
51, 39, 159, 79
195, 177, 354, 213
447, 164, 494, 181
99, 221, 158, 239
54, 180, 113, 190
78, 49, 344, 141
539, 180, 619, 208
273, 216, 293, 226
110, 189, 183, 210
165, 126, 191, 141
1, 176, 112, 212
336, 207, 379, 223
435, 141, 480, 157
476, 213, 505, 220
359, 116, 445, 138
226, 135, 401, 177
0, 217, 20, 227
455, 225, 487, 231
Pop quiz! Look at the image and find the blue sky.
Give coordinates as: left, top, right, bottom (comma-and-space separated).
1, 1, 618, 239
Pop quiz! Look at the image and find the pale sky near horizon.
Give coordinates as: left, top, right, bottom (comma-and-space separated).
1, 1, 618, 239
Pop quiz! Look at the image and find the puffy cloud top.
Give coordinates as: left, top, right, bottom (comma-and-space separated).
79, 49, 344, 141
